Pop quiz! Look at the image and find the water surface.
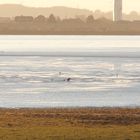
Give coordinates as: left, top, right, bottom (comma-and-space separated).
0, 35, 140, 108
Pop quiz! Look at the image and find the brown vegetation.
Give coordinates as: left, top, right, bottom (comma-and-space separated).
0, 108, 140, 127
0, 108, 140, 140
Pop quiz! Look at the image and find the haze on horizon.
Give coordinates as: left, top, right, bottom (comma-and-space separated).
0, 0, 139, 13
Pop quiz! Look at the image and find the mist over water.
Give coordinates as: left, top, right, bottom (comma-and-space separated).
0, 35, 140, 53
0, 35, 140, 108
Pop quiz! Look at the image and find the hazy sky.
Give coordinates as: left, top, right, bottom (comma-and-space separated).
0, 0, 139, 13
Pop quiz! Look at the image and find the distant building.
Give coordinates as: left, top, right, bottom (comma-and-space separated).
113, 0, 122, 21
0, 17, 11, 23
15, 16, 34, 22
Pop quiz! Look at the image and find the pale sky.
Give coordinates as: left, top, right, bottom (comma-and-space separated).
0, 0, 139, 13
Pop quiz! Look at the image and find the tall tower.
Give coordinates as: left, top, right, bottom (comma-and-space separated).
113, 0, 122, 21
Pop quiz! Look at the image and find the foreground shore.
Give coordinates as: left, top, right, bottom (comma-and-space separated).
0, 108, 140, 140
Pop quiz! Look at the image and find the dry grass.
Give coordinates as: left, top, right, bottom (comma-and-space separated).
0, 108, 140, 140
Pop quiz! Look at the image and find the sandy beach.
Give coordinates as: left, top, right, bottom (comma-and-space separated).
0, 108, 140, 140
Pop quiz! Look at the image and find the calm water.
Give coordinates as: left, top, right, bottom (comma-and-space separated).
0, 35, 140, 108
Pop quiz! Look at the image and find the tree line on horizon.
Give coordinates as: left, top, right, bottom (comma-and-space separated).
0, 14, 140, 35
1, 13, 140, 24
13, 14, 104, 24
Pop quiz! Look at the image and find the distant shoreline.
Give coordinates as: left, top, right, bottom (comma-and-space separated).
0, 106, 140, 113
0, 34, 138, 35
0, 31, 140, 35
0, 17, 140, 35
0, 107, 140, 110
0, 51, 140, 59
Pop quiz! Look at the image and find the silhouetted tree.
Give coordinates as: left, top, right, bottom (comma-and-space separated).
86, 15, 94, 23
48, 14, 56, 23
34, 15, 46, 22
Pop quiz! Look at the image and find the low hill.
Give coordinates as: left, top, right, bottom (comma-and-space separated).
0, 4, 93, 18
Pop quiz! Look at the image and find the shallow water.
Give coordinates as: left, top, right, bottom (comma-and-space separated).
0, 35, 140, 108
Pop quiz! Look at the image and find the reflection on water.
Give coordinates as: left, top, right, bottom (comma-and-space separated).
0, 56, 140, 108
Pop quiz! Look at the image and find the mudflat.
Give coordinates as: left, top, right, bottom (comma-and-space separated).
0, 108, 140, 140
